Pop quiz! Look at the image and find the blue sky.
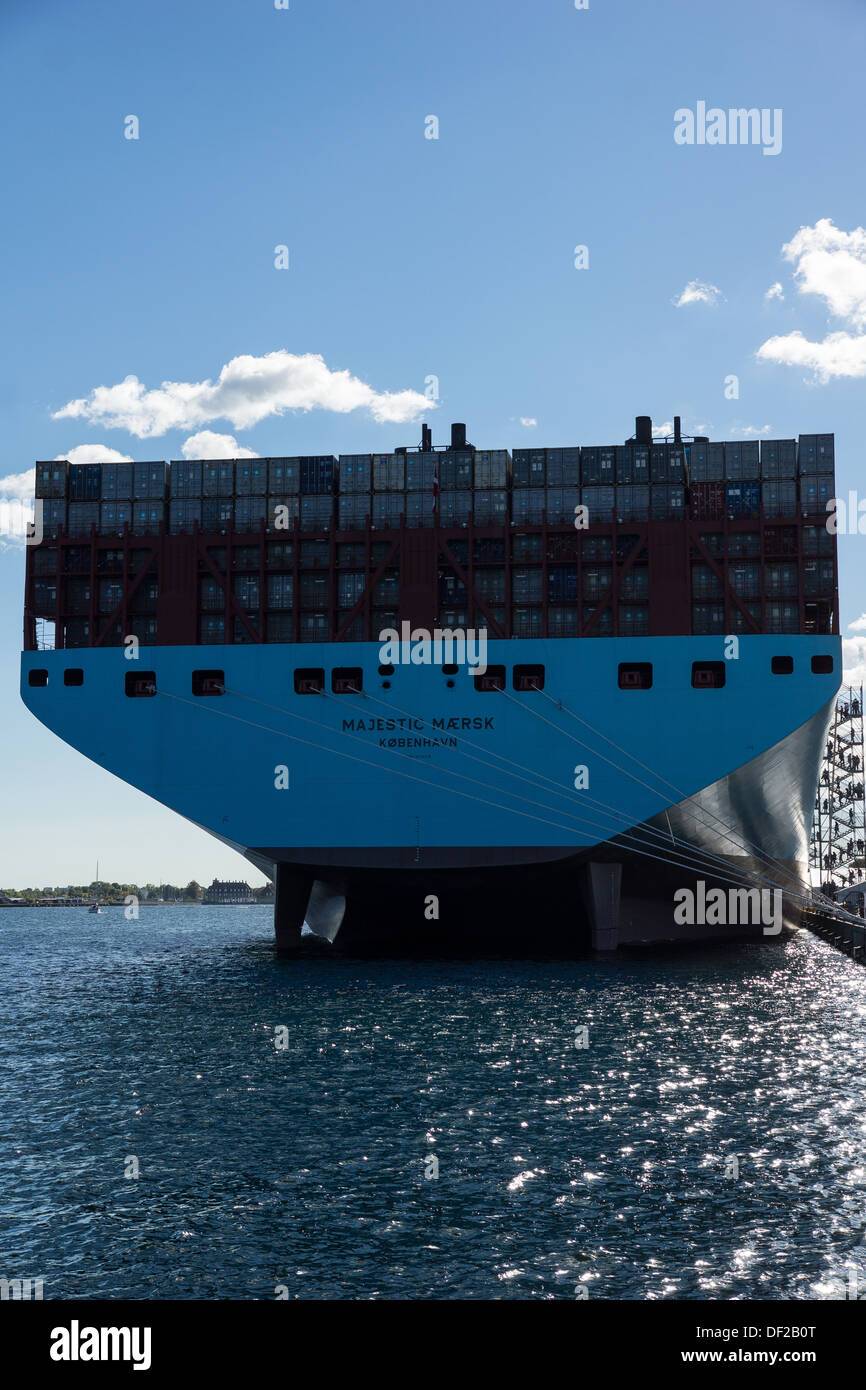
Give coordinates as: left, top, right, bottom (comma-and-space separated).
1, 0, 865, 887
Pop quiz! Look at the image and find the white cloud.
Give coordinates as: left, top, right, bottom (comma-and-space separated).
181, 431, 258, 460
519, 417, 537, 428
764, 282, 784, 301
757, 220, 866, 381
843, 633, 866, 687
735, 424, 771, 436
757, 329, 866, 381
782, 218, 866, 326
55, 445, 133, 465
0, 468, 36, 501
0, 470, 36, 544
848, 614, 866, 633
672, 279, 721, 308
52, 350, 433, 438
652, 421, 674, 438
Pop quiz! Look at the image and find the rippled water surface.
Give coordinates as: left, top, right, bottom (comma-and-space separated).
1, 906, 865, 1300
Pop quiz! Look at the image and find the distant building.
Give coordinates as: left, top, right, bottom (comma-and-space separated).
204, 879, 255, 905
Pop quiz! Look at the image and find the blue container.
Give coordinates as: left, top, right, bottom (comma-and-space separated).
69, 464, 102, 500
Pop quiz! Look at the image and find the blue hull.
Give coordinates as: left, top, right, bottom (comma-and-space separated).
21, 635, 841, 946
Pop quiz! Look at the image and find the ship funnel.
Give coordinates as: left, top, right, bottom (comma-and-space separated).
635, 416, 653, 446
674, 416, 682, 444
421, 423, 432, 452
451, 422, 467, 450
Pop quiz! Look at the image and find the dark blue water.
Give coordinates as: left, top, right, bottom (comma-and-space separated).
1, 906, 865, 1300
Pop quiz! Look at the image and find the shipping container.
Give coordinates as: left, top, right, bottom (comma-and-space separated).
512, 450, 546, 488
548, 605, 579, 637
728, 561, 761, 600
545, 486, 580, 523
690, 481, 725, 520
99, 462, 134, 500
615, 445, 635, 484
651, 485, 685, 520
35, 461, 68, 499
802, 525, 834, 556
64, 618, 92, 648
439, 452, 473, 490
766, 561, 799, 598
99, 501, 133, 533
512, 532, 542, 560
67, 501, 100, 536
726, 481, 761, 520
582, 485, 615, 523
299, 495, 334, 531
760, 439, 796, 479
296, 612, 326, 642
620, 564, 649, 600
615, 485, 650, 522
727, 529, 760, 556
299, 573, 329, 611
199, 614, 226, 643
511, 605, 543, 638
691, 563, 724, 599
816, 434, 835, 470
264, 614, 292, 642
372, 454, 405, 491
337, 571, 365, 608
473, 489, 508, 525
98, 578, 123, 612
267, 458, 301, 494
761, 481, 797, 517
61, 578, 86, 614
582, 604, 613, 636
618, 605, 649, 636
372, 571, 399, 607
337, 495, 371, 529
545, 449, 580, 487
40, 499, 67, 537
724, 441, 760, 480
766, 601, 799, 634
668, 446, 686, 482
234, 459, 267, 496
474, 568, 506, 604
803, 558, 835, 596
265, 574, 294, 610
404, 491, 435, 527
799, 474, 834, 517
169, 460, 202, 498
232, 573, 259, 609
69, 464, 102, 501
133, 462, 167, 500
581, 446, 615, 486
338, 456, 372, 493
201, 497, 234, 530
692, 603, 725, 635
405, 457, 438, 491
439, 490, 472, 526
371, 493, 405, 529
233, 497, 267, 531
169, 499, 201, 534
548, 566, 578, 603
267, 496, 300, 531
202, 460, 235, 496
512, 567, 543, 602
300, 457, 335, 495
583, 566, 612, 601
511, 489, 545, 524
473, 451, 510, 489
650, 443, 670, 483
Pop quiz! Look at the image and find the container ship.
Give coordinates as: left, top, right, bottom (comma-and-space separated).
20, 415, 841, 951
